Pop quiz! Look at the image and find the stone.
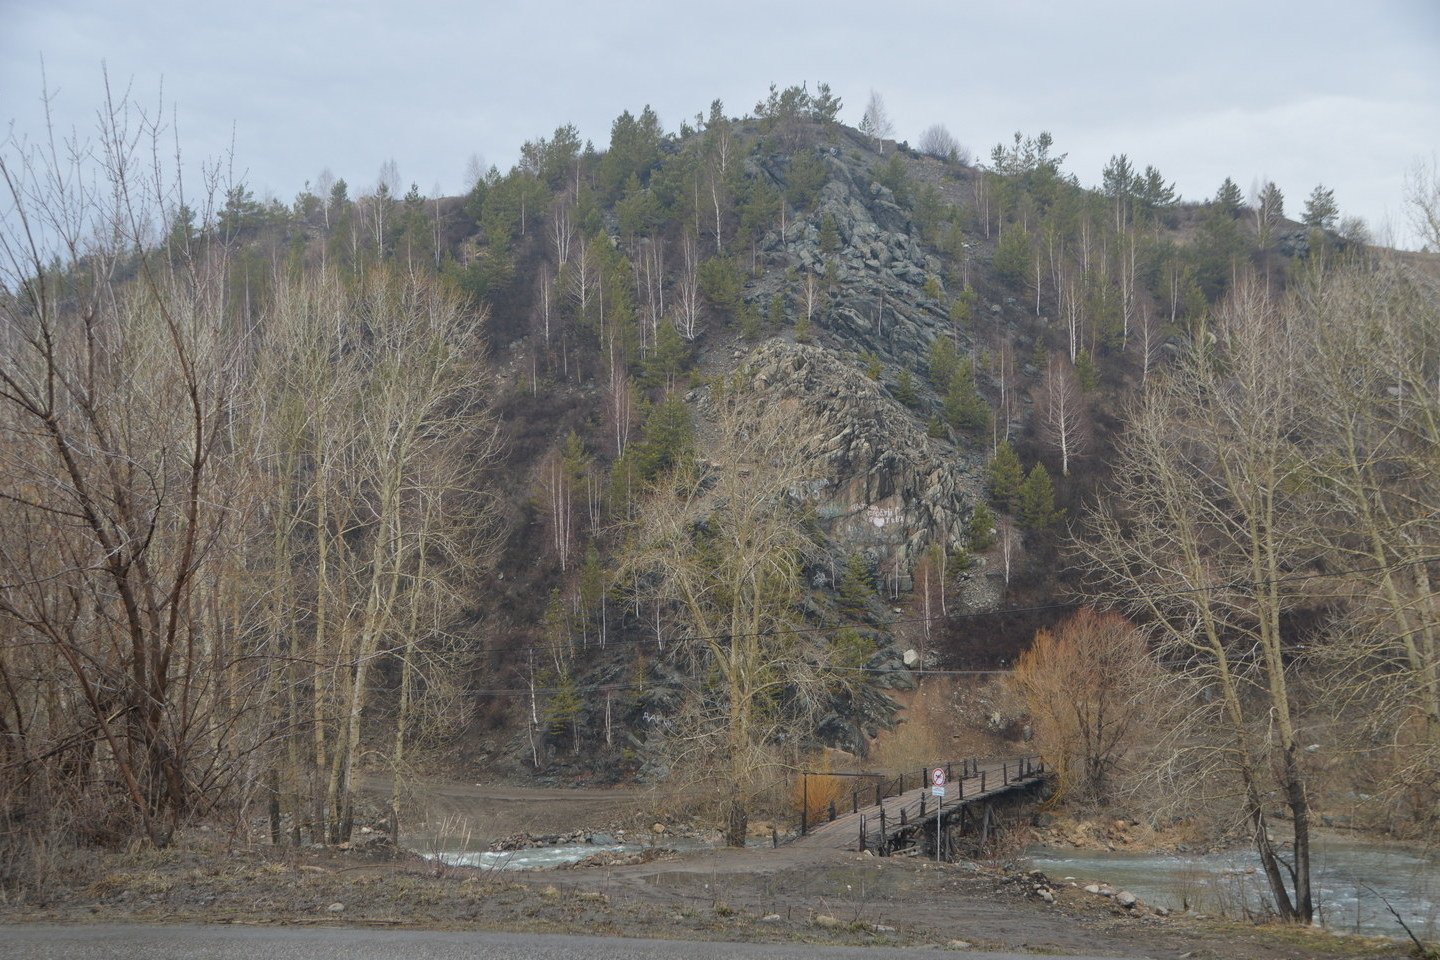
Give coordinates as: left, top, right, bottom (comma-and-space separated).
1116, 891, 1137, 908
326, 902, 345, 913
1083, 884, 1102, 895
1037, 888, 1054, 903
761, 914, 782, 923
651, 823, 666, 834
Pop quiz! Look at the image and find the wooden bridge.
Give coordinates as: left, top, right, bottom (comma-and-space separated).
792, 756, 1048, 856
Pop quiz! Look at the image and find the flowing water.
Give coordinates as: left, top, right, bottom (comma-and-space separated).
1023, 840, 1440, 938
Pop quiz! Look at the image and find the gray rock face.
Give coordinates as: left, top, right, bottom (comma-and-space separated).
738, 340, 985, 575
752, 148, 952, 377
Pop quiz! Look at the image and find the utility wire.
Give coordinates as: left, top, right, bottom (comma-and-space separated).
213, 553, 1440, 700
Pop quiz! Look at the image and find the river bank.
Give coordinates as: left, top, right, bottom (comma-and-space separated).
0, 825, 1420, 959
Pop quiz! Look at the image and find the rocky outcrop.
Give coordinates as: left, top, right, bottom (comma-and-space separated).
735, 339, 985, 577
748, 146, 953, 377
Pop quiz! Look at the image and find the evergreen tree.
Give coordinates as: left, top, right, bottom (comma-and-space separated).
894, 369, 917, 407
698, 256, 744, 314
545, 671, 583, 747
1214, 177, 1245, 216
949, 288, 976, 332
968, 502, 997, 551
767, 293, 784, 331
1137, 165, 1178, 213
633, 395, 693, 479
643, 320, 689, 388
818, 213, 840, 256
793, 311, 813, 344
616, 173, 660, 238
944, 360, 989, 431
738, 299, 762, 341
928, 336, 959, 388
988, 441, 1024, 510
1018, 463, 1062, 531
993, 225, 1031, 286
1301, 184, 1338, 230
837, 553, 875, 614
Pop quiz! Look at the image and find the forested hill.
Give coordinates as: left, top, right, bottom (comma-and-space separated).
4, 82, 1433, 853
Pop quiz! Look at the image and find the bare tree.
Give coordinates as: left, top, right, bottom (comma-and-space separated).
858, 89, 895, 151
675, 232, 701, 341
1040, 355, 1090, 477
621, 380, 842, 845
1010, 609, 1159, 802
1402, 154, 1440, 250
918, 124, 968, 163
1078, 278, 1317, 922
248, 265, 497, 843
549, 198, 573, 268
0, 78, 243, 842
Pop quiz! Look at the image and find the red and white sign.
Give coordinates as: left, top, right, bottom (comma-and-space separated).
931, 767, 946, 787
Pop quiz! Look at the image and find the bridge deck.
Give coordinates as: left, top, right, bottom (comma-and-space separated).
794, 757, 1046, 852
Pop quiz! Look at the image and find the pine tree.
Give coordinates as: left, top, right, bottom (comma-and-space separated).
988, 441, 1024, 510
818, 213, 840, 256
1214, 177, 1245, 217
894, 368, 917, 407
837, 553, 875, 614
634, 395, 693, 479
994, 226, 1031, 286
1301, 184, 1338, 230
767, 294, 784, 331
1018, 463, 1062, 531
944, 360, 989, 431
969, 502, 997, 551
928, 336, 959, 388
545, 671, 583, 747
793, 311, 813, 344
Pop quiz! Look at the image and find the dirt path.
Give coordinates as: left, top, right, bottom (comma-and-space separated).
20, 776, 1383, 959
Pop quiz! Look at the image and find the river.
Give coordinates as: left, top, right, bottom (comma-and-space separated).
1024, 839, 1439, 938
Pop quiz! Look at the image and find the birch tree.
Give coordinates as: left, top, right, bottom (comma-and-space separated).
1040, 354, 1090, 477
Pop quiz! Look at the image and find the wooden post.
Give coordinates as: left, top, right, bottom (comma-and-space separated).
875, 782, 882, 807
852, 789, 858, 814
920, 792, 927, 817
957, 775, 963, 800
900, 807, 907, 826
946, 761, 953, 781
828, 800, 836, 822
1003, 762, 1008, 784
859, 815, 866, 853
801, 774, 808, 836
981, 770, 987, 792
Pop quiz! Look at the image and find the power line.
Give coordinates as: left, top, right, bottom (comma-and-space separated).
173, 554, 1440, 701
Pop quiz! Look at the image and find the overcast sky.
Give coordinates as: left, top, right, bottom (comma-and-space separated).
4, 0, 1438, 246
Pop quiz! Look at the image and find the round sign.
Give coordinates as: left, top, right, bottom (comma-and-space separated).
931, 767, 946, 786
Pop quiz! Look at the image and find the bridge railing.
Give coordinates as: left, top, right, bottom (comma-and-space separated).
798, 755, 1048, 838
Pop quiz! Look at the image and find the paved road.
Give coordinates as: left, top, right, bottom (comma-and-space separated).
0, 924, 1136, 959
